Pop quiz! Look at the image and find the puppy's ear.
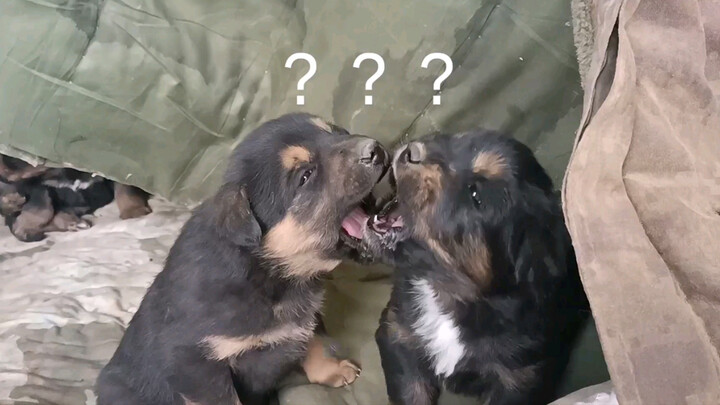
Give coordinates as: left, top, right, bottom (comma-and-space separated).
510, 218, 568, 293
213, 184, 261, 247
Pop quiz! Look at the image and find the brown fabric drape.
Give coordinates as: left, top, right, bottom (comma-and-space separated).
563, 0, 720, 403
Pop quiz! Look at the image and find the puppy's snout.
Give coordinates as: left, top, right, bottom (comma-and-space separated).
358, 139, 388, 167
397, 142, 426, 165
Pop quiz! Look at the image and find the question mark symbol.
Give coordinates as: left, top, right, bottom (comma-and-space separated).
285, 53, 317, 105
353, 53, 385, 105
421, 53, 453, 105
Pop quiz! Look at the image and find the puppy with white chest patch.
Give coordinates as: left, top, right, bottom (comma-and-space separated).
96, 113, 388, 405
354, 130, 589, 405
0, 154, 152, 241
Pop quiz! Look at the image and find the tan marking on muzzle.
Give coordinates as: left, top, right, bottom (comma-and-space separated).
455, 236, 493, 289
281, 145, 312, 170
264, 215, 341, 278
202, 322, 315, 360
414, 219, 493, 291
472, 151, 508, 179
310, 117, 332, 133
397, 163, 443, 212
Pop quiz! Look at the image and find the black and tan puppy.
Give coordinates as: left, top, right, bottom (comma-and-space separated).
357, 130, 588, 405
0, 154, 152, 241
96, 113, 388, 405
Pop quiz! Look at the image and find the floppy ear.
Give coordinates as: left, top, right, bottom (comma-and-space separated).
213, 184, 262, 247
509, 215, 569, 295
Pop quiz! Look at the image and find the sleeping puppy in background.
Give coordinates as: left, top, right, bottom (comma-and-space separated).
0, 154, 151, 241
357, 130, 589, 405
96, 113, 389, 405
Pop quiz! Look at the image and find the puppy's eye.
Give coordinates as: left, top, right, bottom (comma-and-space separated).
299, 169, 314, 186
468, 184, 481, 206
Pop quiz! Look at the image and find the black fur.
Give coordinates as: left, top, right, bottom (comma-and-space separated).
96, 113, 387, 405
361, 130, 589, 405
0, 156, 115, 241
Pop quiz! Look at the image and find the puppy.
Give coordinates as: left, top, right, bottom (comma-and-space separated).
0, 154, 151, 241
96, 113, 388, 405
358, 130, 588, 405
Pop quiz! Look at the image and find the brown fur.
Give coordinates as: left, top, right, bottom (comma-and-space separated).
0, 187, 25, 216
12, 206, 53, 236
203, 322, 316, 361
114, 183, 152, 219
302, 337, 361, 387
451, 236, 493, 289
396, 158, 494, 291
263, 214, 341, 278
472, 151, 508, 179
384, 309, 414, 344
0, 156, 49, 182
406, 380, 437, 405
489, 363, 539, 391
280, 145, 312, 170
310, 117, 332, 133
45, 211, 89, 232
398, 163, 443, 212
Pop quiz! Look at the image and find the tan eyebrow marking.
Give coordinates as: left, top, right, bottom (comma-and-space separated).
310, 117, 332, 133
280, 145, 312, 170
472, 151, 508, 179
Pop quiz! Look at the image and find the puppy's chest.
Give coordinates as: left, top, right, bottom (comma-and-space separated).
271, 285, 325, 324
405, 278, 469, 378
201, 286, 323, 362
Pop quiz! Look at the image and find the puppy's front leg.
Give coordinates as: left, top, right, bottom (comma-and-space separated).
169, 349, 242, 405
376, 309, 440, 405
9, 186, 54, 241
114, 183, 152, 219
302, 336, 361, 388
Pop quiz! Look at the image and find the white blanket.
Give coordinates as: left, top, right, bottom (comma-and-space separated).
0, 200, 189, 404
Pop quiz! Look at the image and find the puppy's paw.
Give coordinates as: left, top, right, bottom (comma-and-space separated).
119, 205, 152, 220
0, 192, 26, 216
67, 217, 92, 231
11, 223, 45, 242
52, 211, 91, 232
314, 359, 361, 388
336, 359, 362, 387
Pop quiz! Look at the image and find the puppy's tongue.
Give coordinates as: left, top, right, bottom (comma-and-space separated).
341, 207, 369, 239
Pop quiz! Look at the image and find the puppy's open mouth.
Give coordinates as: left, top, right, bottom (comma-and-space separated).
339, 194, 404, 249
339, 193, 376, 246
341, 207, 370, 241
367, 197, 404, 237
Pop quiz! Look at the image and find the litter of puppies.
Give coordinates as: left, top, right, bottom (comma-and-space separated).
0, 154, 152, 242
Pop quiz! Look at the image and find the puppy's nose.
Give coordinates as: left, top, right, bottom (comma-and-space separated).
398, 142, 426, 164
358, 139, 387, 166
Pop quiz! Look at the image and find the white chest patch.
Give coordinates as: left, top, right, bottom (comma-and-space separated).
410, 278, 466, 377
43, 177, 99, 191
